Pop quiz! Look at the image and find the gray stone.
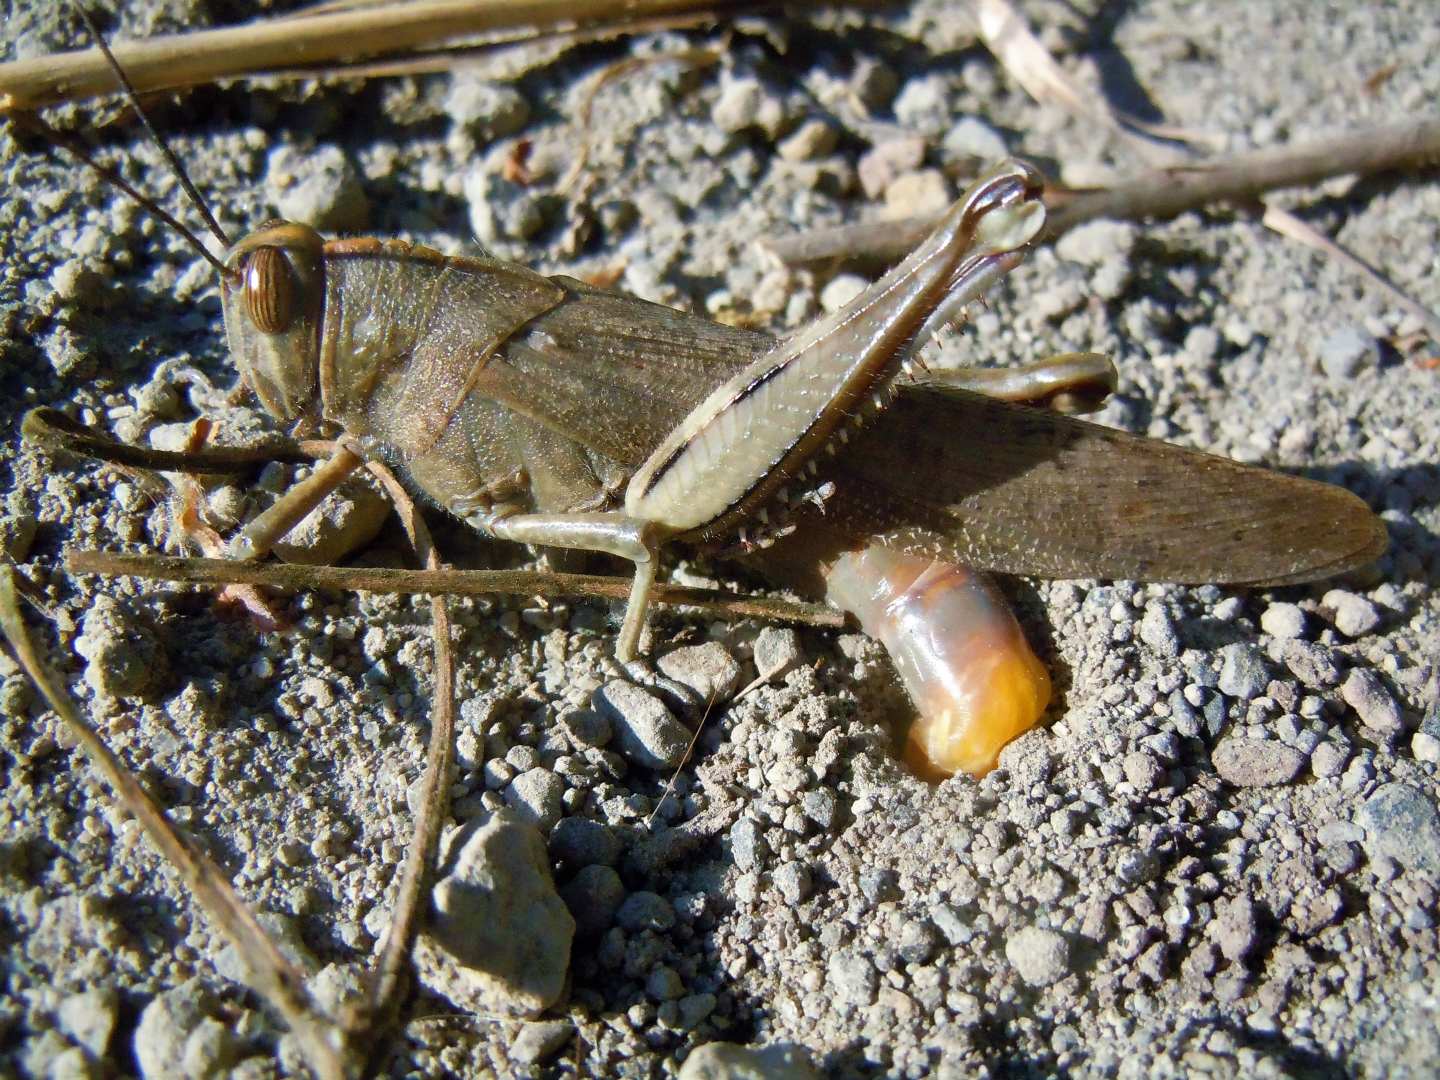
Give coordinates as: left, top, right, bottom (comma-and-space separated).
773, 861, 812, 904
133, 982, 240, 1080
1274, 640, 1342, 688
930, 903, 971, 947
1340, 669, 1403, 737
1213, 895, 1258, 962
753, 626, 803, 682
56, 988, 118, 1060
1005, 925, 1070, 987
616, 890, 676, 932
1259, 602, 1307, 640
504, 768, 565, 831
1355, 784, 1440, 874
1211, 738, 1306, 787
647, 964, 686, 1001
510, 1020, 574, 1067
562, 708, 612, 749
1122, 750, 1165, 793
549, 817, 621, 869
942, 116, 1008, 160
1318, 325, 1380, 380
594, 681, 692, 770
75, 595, 164, 700
1217, 644, 1270, 701
713, 78, 787, 139
827, 950, 878, 1005
1413, 730, 1440, 764
266, 144, 369, 232
1311, 741, 1351, 778
657, 642, 742, 704
559, 864, 624, 937
416, 810, 574, 1017
857, 136, 926, 199
778, 119, 838, 162
443, 74, 530, 140
730, 817, 769, 872
678, 1041, 820, 1080
1138, 607, 1180, 656
1056, 220, 1138, 266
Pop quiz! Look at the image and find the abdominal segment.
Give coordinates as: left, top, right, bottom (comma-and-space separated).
823, 546, 1051, 779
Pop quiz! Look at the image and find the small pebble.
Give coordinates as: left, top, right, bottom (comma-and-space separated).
1317, 325, 1380, 380
1122, 750, 1165, 793
416, 810, 574, 1018
656, 642, 741, 703
678, 1042, 820, 1080
1005, 926, 1070, 987
1259, 602, 1307, 639
57, 988, 118, 1060
942, 116, 1008, 160
1055, 220, 1138, 266
820, 273, 870, 313
1413, 730, 1440, 764
1323, 589, 1381, 637
773, 861, 812, 904
778, 118, 838, 162
1211, 738, 1306, 787
594, 682, 692, 770
266, 144, 369, 232
504, 768, 565, 831
753, 626, 803, 682
559, 864, 624, 937
1355, 783, 1440, 874
1217, 644, 1270, 701
549, 817, 621, 869
883, 169, 952, 219
1311, 741, 1351, 779
510, 1020, 574, 1067
1213, 895, 1258, 962
730, 818, 769, 873
857, 136, 926, 199
443, 74, 530, 140
1340, 669, 1403, 738
616, 890, 676, 933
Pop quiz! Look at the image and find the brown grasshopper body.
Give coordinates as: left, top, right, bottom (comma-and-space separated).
207, 163, 1384, 776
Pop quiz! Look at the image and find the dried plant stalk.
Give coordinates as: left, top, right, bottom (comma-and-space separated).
0, 0, 751, 111
67, 550, 849, 628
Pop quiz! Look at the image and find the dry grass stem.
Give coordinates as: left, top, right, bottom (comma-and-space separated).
765, 117, 1440, 265
1261, 204, 1440, 344
0, 0, 754, 112
0, 567, 347, 1079
349, 460, 457, 1064
67, 550, 849, 628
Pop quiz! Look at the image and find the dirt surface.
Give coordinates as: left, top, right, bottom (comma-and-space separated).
1, 1, 1437, 1077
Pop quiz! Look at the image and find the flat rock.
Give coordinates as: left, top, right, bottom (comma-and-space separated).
415, 810, 574, 1018
1355, 784, 1440, 874
594, 681, 692, 770
678, 1041, 820, 1080
1211, 739, 1306, 787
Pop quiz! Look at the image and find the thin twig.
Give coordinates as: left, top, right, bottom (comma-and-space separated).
67, 551, 850, 628
0, 567, 347, 1080
765, 117, 1440, 266
1261, 204, 1440, 343
0, 0, 754, 112
348, 460, 456, 1066
22, 407, 318, 472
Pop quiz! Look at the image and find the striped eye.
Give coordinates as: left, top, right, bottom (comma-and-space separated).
243, 246, 295, 334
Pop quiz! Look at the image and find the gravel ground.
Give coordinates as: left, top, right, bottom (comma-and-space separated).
2, 1, 1438, 1077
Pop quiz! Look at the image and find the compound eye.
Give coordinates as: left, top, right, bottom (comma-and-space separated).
243, 246, 295, 334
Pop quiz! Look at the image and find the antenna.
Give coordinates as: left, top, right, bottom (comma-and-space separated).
71, 2, 232, 250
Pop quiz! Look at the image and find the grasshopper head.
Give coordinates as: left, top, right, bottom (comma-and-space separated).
221, 221, 325, 423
